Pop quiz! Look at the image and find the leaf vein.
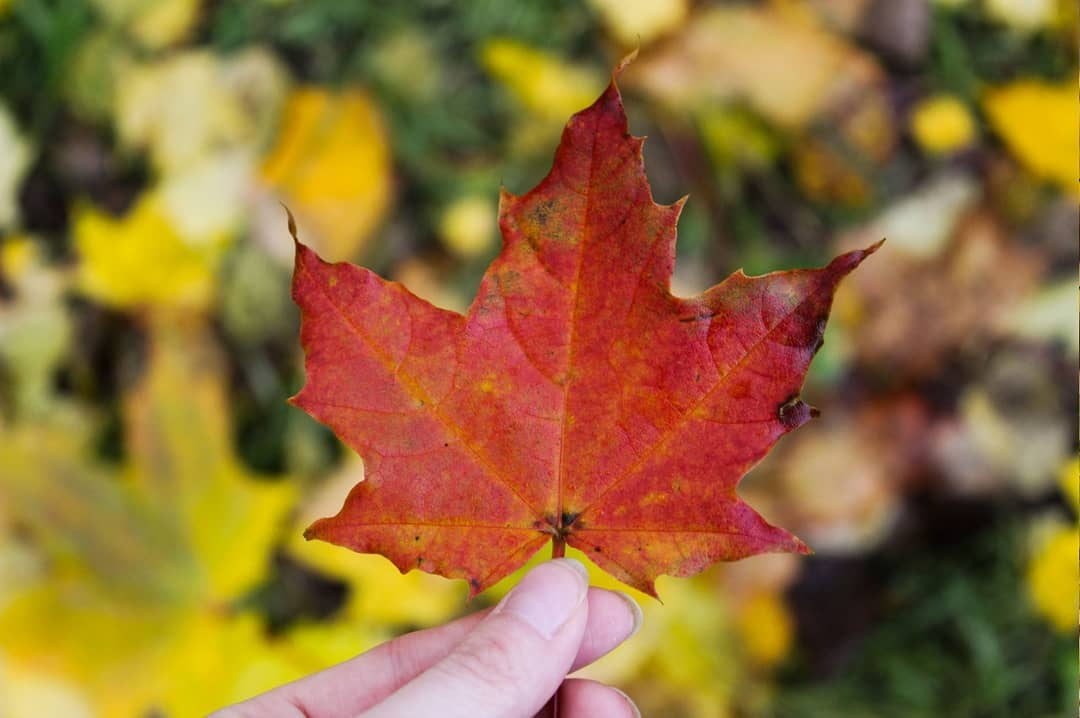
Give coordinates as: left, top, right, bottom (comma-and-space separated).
577, 283, 823, 517
298, 260, 542, 518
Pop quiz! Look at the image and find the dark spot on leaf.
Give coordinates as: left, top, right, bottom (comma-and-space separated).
414, 535, 420, 542
531, 198, 556, 227
810, 318, 827, 353
778, 395, 817, 429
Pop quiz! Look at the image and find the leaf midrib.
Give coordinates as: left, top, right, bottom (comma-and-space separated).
554, 113, 601, 530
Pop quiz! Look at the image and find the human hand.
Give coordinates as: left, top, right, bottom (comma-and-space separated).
210, 558, 642, 718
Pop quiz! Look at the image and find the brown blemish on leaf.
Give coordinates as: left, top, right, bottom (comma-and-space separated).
777, 395, 819, 429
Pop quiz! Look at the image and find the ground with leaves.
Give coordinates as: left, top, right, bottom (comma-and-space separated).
0, 1, 1075, 717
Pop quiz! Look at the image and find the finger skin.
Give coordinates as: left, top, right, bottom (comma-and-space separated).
360, 560, 589, 718
543, 679, 639, 718
210, 577, 640, 718
570, 588, 640, 673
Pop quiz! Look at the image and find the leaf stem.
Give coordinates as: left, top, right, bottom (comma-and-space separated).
539, 692, 560, 718
541, 537, 568, 715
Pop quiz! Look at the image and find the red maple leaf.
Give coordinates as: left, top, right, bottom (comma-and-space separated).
290, 71, 879, 597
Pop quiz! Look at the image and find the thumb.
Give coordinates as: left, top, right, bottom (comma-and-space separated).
361, 558, 590, 718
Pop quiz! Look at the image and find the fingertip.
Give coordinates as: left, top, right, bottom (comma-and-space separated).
612, 590, 643, 639
554, 557, 589, 583
362, 560, 594, 718
558, 678, 640, 718
609, 686, 642, 718
495, 559, 589, 640
570, 588, 643, 672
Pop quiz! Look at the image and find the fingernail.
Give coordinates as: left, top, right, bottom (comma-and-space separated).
613, 590, 643, 639
496, 559, 588, 639
610, 686, 641, 718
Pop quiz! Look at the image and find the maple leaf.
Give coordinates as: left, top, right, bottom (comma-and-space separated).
291, 69, 879, 597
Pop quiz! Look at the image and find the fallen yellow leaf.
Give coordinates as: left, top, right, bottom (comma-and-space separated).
735, 591, 794, 667
628, 2, 882, 129
481, 39, 604, 122
0, 103, 33, 228
90, 0, 201, 49
115, 49, 288, 175
74, 192, 228, 311
0, 235, 73, 418
438, 195, 496, 258
628, 2, 893, 204
588, 0, 688, 46
1027, 525, 1079, 633
0, 320, 297, 717
262, 87, 393, 262
984, 79, 1079, 196
1059, 457, 1079, 512
0, 656, 93, 718
910, 94, 977, 155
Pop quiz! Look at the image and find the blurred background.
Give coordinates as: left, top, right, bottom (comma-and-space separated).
0, 0, 1076, 716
